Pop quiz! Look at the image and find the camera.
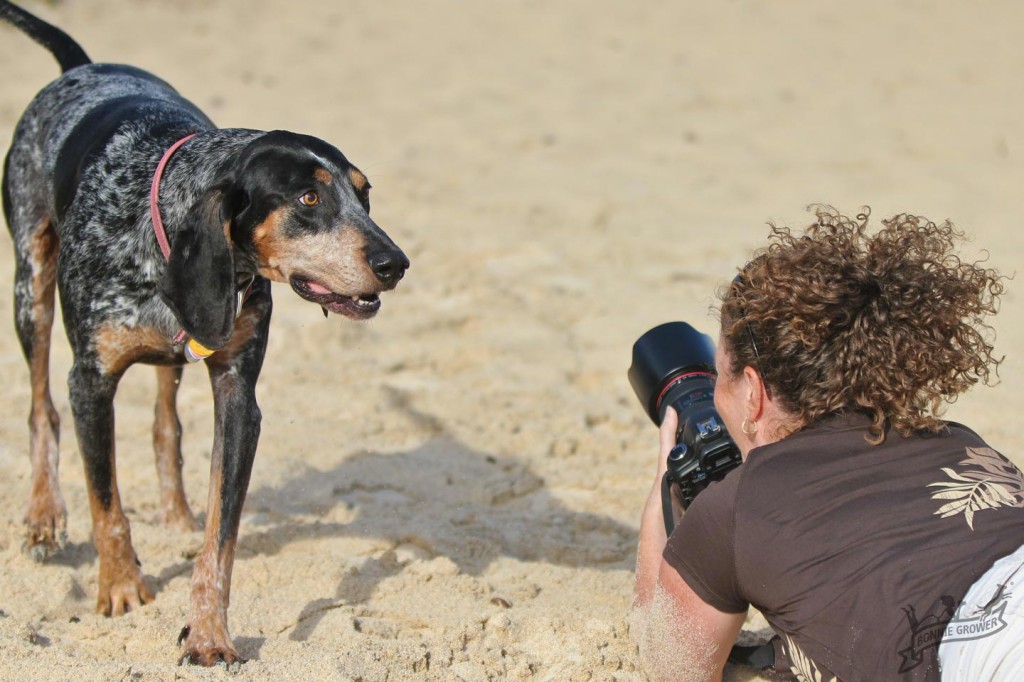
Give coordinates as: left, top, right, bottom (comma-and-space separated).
628, 322, 743, 530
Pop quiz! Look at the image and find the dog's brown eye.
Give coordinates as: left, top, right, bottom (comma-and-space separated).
299, 191, 319, 206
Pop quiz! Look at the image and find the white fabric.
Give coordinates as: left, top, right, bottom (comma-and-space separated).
939, 542, 1024, 681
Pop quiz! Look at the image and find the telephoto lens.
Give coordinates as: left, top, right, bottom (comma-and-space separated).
627, 321, 717, 430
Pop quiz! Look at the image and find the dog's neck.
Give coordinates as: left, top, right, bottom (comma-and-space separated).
150, 133, 198, 262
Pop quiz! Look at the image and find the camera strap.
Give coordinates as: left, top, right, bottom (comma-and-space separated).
660, 472, 678, 536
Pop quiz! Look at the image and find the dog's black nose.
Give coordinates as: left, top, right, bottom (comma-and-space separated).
368, 250, 409, 286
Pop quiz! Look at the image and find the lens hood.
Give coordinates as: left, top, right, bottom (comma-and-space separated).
628, 322, 717, 424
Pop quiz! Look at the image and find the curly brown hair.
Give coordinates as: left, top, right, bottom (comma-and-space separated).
718, 205, 1005, 442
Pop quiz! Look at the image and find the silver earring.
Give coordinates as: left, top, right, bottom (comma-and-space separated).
741, 417, 758, 436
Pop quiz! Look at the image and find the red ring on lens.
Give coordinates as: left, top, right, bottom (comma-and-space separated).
655, 371, 716, 414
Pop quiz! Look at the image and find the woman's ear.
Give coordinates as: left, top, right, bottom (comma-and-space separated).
742, 365, 766, 419
158, 187, 236, 350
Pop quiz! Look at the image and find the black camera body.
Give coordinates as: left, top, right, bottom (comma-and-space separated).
628, 322, 743, 528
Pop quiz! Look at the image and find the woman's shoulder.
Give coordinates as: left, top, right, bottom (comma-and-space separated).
745, 411, 876, 464
738, 412, 1007, 494
940, 420, 986, 443
754, 412, 990, 457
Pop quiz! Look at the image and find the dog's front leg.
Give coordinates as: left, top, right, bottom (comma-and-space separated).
68, 362, 154, 615
153, 365, 200, 531
179, 303, 269, 666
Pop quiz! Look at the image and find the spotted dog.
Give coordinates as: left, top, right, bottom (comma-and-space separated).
0, 0, 408, 665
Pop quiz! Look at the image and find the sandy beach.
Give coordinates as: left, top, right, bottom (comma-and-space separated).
2, 1, 1024, 679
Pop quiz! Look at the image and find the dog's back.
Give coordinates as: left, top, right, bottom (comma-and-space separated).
13, 65, 214, 228
1, 0, 217, 263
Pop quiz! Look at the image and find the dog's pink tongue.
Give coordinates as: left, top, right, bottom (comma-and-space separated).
306, 281, 332, 295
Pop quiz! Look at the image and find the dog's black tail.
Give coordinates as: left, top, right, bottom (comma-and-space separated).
0, 0, 90, 73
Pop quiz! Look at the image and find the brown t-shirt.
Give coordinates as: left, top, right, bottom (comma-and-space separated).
664, 413, 1024, 681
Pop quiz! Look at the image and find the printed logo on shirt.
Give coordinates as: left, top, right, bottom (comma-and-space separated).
782, 633, 837, 682
897, 588, 1011, 673
927, 447, 1024, 530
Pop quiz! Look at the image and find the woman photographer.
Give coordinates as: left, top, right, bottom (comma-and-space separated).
632, 206, 1024, 681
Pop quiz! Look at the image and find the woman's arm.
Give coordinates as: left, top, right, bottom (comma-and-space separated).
631, 409, 746, 681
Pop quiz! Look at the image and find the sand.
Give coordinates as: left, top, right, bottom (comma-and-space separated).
1, 1, 1023, 680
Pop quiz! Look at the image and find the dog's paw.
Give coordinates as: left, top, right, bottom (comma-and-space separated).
97, 562, 155, 617
23, 500, 68, 561
177, 625, 245, 667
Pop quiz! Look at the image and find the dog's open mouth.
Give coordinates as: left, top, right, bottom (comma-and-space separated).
289, 276, 381, 320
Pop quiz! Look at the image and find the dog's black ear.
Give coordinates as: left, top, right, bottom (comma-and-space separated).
159, 187, 236, 350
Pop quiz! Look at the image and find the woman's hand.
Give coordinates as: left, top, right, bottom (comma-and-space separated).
656, 406, 679, 479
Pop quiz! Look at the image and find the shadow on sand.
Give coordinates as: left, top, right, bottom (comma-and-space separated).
239, 432, 637, 643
